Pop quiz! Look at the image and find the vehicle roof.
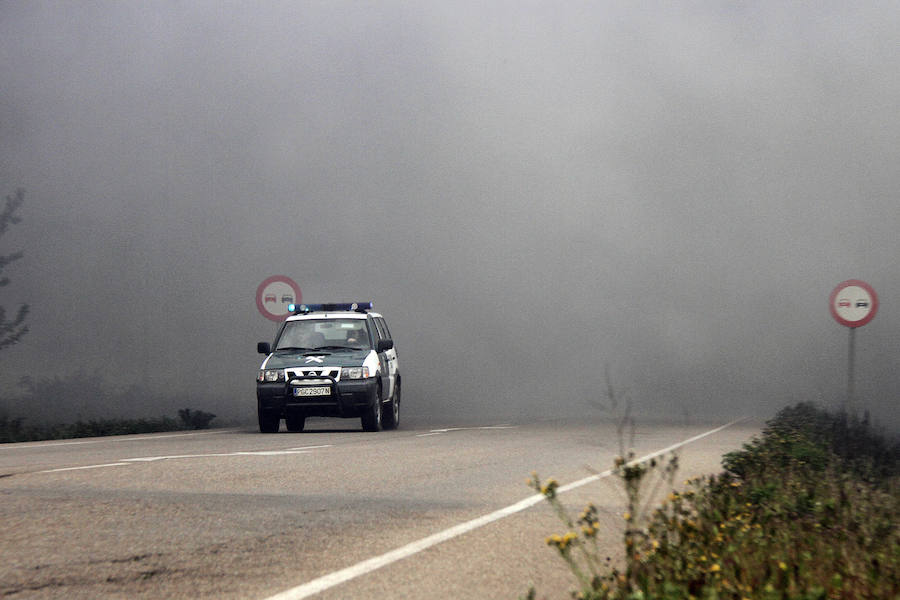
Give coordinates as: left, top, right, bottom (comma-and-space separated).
285, 311, 382, 321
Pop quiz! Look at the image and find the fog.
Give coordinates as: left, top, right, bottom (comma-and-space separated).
1, 2, 899, 429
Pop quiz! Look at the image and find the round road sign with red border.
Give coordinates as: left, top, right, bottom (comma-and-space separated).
256, 275, 302, 322
829, 279, 878, 328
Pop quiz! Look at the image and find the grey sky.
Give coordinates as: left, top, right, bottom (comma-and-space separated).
1, 2, 899, 427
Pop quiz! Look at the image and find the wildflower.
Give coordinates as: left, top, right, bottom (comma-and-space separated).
540, 478, 559, 498
779, 561, 788, 571
651, 539, 660, 549
709, 564, 721, 573
623, 512, 632, 521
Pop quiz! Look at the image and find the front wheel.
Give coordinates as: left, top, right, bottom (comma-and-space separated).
382, 381, 400, 430
361, 388, 383, 432
258, 403, 280, 433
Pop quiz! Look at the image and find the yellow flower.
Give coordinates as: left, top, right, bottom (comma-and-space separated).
779, 561, 788, 571
623, 512, 632, 521
540, 478, 559, 497
709, 564, 721, 573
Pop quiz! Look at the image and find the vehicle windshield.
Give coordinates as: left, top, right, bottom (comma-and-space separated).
275, 319, 370, 351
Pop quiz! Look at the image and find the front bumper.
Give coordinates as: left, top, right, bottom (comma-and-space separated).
257, 376, 378, 418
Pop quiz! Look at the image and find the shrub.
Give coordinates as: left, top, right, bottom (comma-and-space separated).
0, 409, 216, 443
529, 403, 900, 599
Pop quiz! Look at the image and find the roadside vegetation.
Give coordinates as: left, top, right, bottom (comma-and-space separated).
527, 402, 899, 599
0, 407, 217, 443
1, 370, 220, 442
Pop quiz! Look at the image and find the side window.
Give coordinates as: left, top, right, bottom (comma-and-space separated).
372, 317, 387, 343
376, 317, 392, 340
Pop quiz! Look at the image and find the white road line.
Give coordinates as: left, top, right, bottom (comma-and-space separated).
36, 445, 334, 472
261, 419, 746, 600
40, 463, 130, 473
416, 425, 517, 437
1, 429, 240, 450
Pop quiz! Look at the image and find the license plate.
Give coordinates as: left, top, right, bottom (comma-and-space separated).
294, 386, 331, 397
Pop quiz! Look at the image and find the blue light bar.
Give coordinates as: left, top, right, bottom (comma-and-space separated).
291, 302, 374, 314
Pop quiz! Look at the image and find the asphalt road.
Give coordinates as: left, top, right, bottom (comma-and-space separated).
0, 415, 758, 599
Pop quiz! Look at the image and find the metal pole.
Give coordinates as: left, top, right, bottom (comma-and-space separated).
846, 326, 856, 417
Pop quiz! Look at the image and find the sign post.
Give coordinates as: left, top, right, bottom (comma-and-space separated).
256, 275, 302, 322
829, 279, 878, 416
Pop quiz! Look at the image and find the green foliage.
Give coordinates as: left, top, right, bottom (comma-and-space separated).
531, 402, 900, 599
0, 370, 219, 442
724, 402, 900, 484
0, 410, 215, 443
177, 408, 217, 430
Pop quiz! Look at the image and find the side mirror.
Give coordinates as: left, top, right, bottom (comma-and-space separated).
376, 339, 394, 352
257, 342, 271, 354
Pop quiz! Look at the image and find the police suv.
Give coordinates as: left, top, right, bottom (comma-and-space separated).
256, 302, 400, 433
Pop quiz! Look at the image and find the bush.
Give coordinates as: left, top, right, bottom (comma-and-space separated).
0, 410, 216, 443
177, 408, 217, 430
529, 402, 900, 599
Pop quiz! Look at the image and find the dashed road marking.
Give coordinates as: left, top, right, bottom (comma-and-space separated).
37, 445, 333, 473
416, 425, 516, 437
40, 463, 131, 473
1, 429, 240, 450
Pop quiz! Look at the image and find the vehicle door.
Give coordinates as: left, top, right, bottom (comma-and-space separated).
375, 316, 398, 400
369, 317, 394, 400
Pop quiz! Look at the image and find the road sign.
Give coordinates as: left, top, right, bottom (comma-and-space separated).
256, 275, 302, 322
829, 279, 878, 328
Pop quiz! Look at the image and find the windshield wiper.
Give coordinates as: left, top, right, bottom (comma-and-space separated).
313, 345, 358, 351
274, 346, 313, 352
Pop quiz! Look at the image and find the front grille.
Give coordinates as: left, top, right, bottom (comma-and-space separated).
287, 368, 341, 380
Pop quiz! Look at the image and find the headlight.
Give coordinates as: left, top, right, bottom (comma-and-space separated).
258, 369, 285, 383
341, 366, 370, 379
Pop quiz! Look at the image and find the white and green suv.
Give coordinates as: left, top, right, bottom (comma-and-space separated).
256, 302, 400, 433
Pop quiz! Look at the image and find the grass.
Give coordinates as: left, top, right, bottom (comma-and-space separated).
527, 402, 899, 599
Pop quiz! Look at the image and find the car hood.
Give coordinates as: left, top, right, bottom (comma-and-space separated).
263, 348, 373, 369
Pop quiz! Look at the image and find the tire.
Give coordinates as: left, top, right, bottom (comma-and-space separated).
258, 404, 280, 433
285, 413, 305, 432
361, 386, 383, 432
382, 380, 400, 430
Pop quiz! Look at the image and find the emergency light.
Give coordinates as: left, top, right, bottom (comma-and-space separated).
287, 302, 374, 314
